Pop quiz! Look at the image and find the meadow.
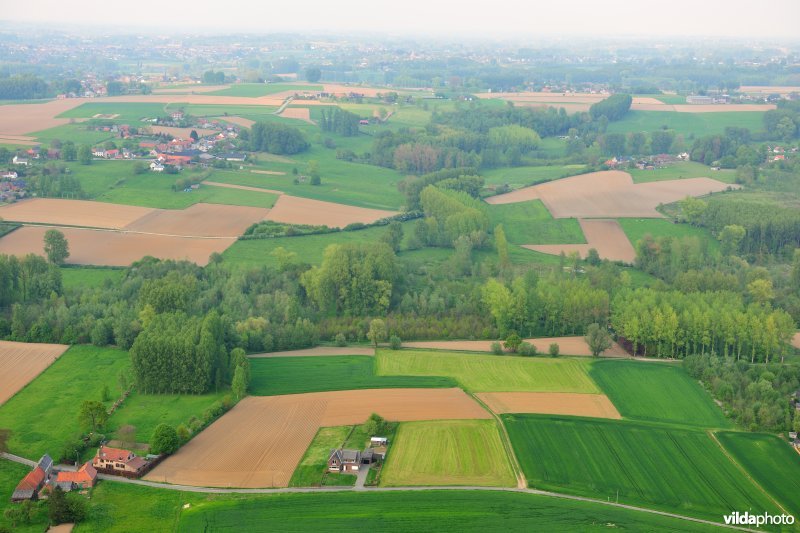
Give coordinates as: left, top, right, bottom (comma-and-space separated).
482, 164, 587, 188
488, 200, 584, 245
606, 110, 766, 137
381, 420, 515, 487
617, 218, 721, 253
375, 350, 599, 393
57, 102, 169, 121
208, 83, 322, 97
589, 360, 731, 428
716, 431, 800, 516
32, 122, 117, 145
61, 266, 125, 290
248, 355, 457, 396
628, 161, 737, 184
504, 415, 779, 520
288, 426, 352, 487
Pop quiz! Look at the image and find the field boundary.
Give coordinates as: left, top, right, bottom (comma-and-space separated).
469, 392, 527, 489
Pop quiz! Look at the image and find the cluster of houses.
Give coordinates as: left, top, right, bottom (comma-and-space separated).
604, 152, 690, 170
9, 445, 150, 502
327, 436, 388, 474
767, 145, 798, 163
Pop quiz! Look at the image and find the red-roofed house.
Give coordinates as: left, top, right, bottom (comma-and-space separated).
11, 467, 46, 502
56, 462, 97, 491
92, 445, 147, 475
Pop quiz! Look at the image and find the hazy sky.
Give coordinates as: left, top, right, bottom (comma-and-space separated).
2, 0, 799, 39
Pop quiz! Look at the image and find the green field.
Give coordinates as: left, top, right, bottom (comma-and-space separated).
249, 355, 457, 396
488, 200, 584, 245
57, 102, 169, 121
32, 123, 117, 145
376, 350, 598, 393
618, 218, 720, 253
628, 161, 737, 184
717, 431, 800, 516
0, 345, 129, 458
0, 461, 49, 532
208, 83, 322, 97
289, 426, 352, 487
482, 164, 587, 188
504, 415, 779, 520
381, 420, 515, 487
606, 110, 765, 137
61, 266, 125, 290
590, 361, 731, 428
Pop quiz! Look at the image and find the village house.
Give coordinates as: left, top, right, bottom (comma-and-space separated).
92, 445, 146, 475
150, 161, 165, 172
11, 156, 28, 166
328, 449, 361, 473
1, 171, 18, 180
11, 455, 53, 502
55, 462, 97, 491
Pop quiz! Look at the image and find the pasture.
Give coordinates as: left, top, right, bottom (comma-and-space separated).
504, 415, 778, 520
477, 392, 620, 419
488, 200, 584, 245
618, 218, 721, 253
381, 420, 515, 487
0, 340, 68, 406
0, 345, 129, 458
57, 102, 169, 121
523, 219, 636, 263
716, 431, 800, 516
589, 360, 730, 428
375, 350, 599, 393
61, 267, 125, 290
628, 161, 737, 184
249, 356, 457, 396
605, 110, 766, 137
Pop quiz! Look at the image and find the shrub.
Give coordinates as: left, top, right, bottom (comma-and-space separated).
389, 335, 402, 350
490, 341, 503, 355
549, 343, 560, 357
519, 342, 537, 356
150, 423, 179, 455
334, 333, 347, 347
504, 333, 522, 353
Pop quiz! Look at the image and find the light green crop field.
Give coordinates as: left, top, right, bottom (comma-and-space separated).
0, 345, 129, 459
482, 164, 587, 188
617, 218, 721, 254
381, 420, 515, 487
61, 266, 125, 290
289, 426, 352, 487
207, 83, 322, 97
32, 123, 117, 145
176, 104, 279, 118
606, 110, 765, 137
488, 200, 584, 245
504, 415, 779, 520
376, 350, 598, 393
57, 102, 169, 121
716, 431, 800, 516
590, 360, 731, 428
628, 161, 737, 184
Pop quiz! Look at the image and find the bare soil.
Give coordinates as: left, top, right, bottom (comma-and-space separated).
402, 336, 628, 357
0, 340, 68, 406
477, 392, 621, 419
523, 219, 636, 263
792, 333, 800, 350
264, 195, 396, 228
0, 99, 85, 136
278, 107, 314, 123
0, 198, 155, 229
145, 388, 488, 488
123, 203, 270, 238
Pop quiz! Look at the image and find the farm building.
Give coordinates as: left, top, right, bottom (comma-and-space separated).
11, 455, 53, 502
370, 437, 388, 447
328, 449, 361, 473
92, 445, 146, 475
55, 462, 97, 491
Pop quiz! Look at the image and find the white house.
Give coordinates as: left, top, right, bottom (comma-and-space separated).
150, 161, 165, 172
11, 156, 28, 166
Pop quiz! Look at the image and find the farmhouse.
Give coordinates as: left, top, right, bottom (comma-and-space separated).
92, 445, 146, 475
11, 455, 53, 502
55, 462, 97, 491
11, 156, 28, 166
328, 449, 361, 472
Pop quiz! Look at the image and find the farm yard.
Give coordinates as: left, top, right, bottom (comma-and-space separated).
0, 340, 68, 405
476, 392, 621, 419
145, 388, 490, 488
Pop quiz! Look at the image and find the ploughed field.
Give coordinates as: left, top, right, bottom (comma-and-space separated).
0, 340, 68, 406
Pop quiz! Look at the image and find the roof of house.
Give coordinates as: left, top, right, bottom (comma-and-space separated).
97, 445, 133, 462
15, 466, 45, 493
57, 462, 97, 484
341, 449, 361, 462
127, 456, 147, 471
38, 454, 53, 473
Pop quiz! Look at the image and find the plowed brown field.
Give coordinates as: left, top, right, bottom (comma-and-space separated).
477, 392, 621, 419
0, 199, 154, 229
202, 181, 284, 195
792, 333, 800, 350
0, 99, 85, 136
122, 203, 270, 238
401, 336, 628, 357
145, 388, 488, 488
0, 226, 231, 266
279, 107, 314, 123
0, 340, 68, 405
216, 116, 255, 128
523, 219, 636, 263
264, 195, 396, 228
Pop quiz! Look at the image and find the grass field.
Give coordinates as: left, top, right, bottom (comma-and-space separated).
57, 102, 169, 120
716, 431, 800, 516
628, 161, 737, 184
617, 218, 720, 253
488, 200, 584, 245
289, 426, 352, 487
32, 122, 117, 145
606, 110, 765, 137
0, 461, 49, 532
482, 164, 587, 188
0, 345, 129, 458
504, 415, 779, 520
61, 266, 125, 289
70, 483, 724, 532
177, 104, 279, 119
249, 356, 457, 396
376, 350, 598, 393
208, 83, 322, 97
381, 420, 515, 487
590, 361, 731, 428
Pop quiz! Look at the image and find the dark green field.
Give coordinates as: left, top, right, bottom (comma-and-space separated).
606, 110, 765, 137
617, 218, 721, 254
488, 200, 584, 245
504, 415, 777, 520
590, 360, 731, 428
717, 431, 800, 516
61, 266, 125, 290
57, 102, 169, 121
249, 355, 457, 396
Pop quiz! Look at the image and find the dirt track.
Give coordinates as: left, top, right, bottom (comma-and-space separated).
264, 195, 396, 228
523, 219, 636, 263
0, 198, 155, 229
477, 392, 621, 419
0, 340, 69, 405
145, 388, 489, 488
402, 336, 628, 357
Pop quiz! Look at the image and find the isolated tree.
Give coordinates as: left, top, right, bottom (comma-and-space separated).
78, 400, 108, 432
190, 129, 199, 141
44, 229, 69, 264
151, 423, 179, 455
308, 160, 321, 185
585, 323, 612, 357
504, 332, 522, 353
367, 319, 388, 348
364, 413, 387, 436
495, 224, 510, 269
48, 485, 70, 524
549, 343, 560, 357
77, 144, 92, 165
232, 364, 247, 400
